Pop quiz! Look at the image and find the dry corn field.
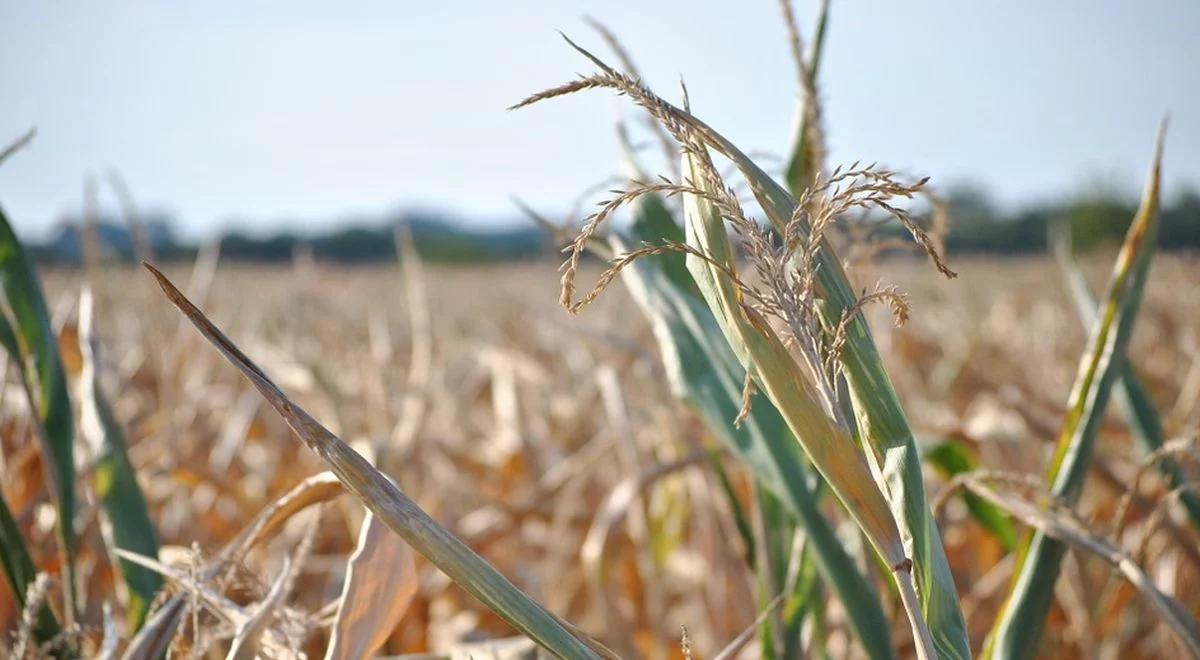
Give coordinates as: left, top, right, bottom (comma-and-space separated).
0, 253, 1194, 659
3, 1, 1200, 658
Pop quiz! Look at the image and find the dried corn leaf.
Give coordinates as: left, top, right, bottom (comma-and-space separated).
325, 510, 418, 660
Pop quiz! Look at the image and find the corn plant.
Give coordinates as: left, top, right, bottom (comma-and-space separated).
611, 191, 893, 656
514, 21, 965, 660
513, 2, 1193, 657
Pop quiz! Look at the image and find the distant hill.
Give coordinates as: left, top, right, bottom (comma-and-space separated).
31, 212, 550, 264
40, 217, 179, 262
24, 188, 1197, 265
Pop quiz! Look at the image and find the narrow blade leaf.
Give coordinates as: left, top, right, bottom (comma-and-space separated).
925, 439, 1016, 551
783, 0, 830, 194
0, 206, 77, 620
0, 491, 59, 642
986, 124, 1166, 659
1051, 215, 1200, 532
79, 288, 163, 632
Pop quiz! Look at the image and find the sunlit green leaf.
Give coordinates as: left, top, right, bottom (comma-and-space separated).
0, 206, 77, 620
986, 124, 1166, 660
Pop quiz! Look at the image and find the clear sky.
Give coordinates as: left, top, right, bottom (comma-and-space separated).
1, 0, 1197, 240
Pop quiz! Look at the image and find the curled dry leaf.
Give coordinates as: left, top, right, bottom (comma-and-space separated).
325, 510, 419, 660
225, 556, 295, 660
124, 472, 344, 660
115, 548, 290, 655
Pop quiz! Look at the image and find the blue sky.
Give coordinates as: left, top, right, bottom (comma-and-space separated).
1, 0, 1197, 239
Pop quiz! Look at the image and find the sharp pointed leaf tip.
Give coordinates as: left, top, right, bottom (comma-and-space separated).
558, 33, 615, 75
144, 262, 177, 298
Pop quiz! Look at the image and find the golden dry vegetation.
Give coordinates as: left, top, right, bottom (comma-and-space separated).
1, 4, 1196, 657
2, 253, 1196, 658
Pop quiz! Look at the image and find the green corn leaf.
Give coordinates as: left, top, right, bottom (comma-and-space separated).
0, 304, 56, 637
0, 490, 60, 642
985, 124, 1166, 660
704, 446, 757, 566
784, 0, 830, 194
0, 206, 77, 621
781, 540, 822, 659
1051, 216, 1200, 532
754, 486, 793, 660
925, 439, 1017, 551
755, 486, 814, 659
0, 312, 17, 356
614, 202, 893, 657
78, 288, 163, 632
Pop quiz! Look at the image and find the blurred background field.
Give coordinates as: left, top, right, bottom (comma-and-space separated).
0, 252, 1194, 657
3, 0, 1200, 658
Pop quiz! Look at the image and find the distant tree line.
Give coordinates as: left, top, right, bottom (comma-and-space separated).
31, 212, 550, 264
27, 187, 1198, 265
943, 185, 1199, 253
